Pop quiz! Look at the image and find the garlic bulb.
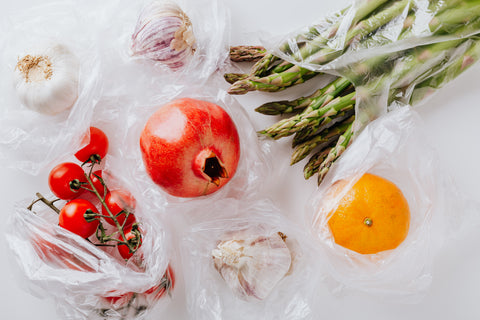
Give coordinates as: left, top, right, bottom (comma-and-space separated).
131, 1, 195, 70
13, 43, 79, 115
212, 230, 292, 300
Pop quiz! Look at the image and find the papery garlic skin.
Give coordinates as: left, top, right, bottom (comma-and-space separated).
131, 1, 195, 70
14, 43, 79, 116
212, 231, 292, 300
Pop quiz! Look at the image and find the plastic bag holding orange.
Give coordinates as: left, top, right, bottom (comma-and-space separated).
307, 106, 477, 302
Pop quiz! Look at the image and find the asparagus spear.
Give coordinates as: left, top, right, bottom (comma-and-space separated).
255, 87, 326, 115
228, 65, 318, 94
255, 76, 343, 115
429, 2, 480, 33
409, 36, 480, 103
292, 108, 354, 145
224, 73, 249, 84
303, 148, 333, 180
299, 0, 411, 64
260, 90, 355, 139
229, 46, 267, 62
291, 115, 354, 165
316, 122, 354, 184
290, 0, 392, 60
250, 53, 279, 77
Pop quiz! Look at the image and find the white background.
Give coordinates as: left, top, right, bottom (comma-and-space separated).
1, 0, 480, 319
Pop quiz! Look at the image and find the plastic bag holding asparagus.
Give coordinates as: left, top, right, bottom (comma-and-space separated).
226, 0, 480, 185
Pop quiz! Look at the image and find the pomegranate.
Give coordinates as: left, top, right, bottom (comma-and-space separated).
139, 98, 240, 197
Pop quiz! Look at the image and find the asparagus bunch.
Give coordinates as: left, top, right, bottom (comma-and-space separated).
226, 0, 480, 184
226, 0, 480, 95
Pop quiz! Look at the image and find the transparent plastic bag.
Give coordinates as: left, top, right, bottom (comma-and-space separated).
0, 1, 104, 175
265, 0, 480, 128
104, 76, 272, 209
7, 187, 174, 320
306, 107, 475, 301
94, 0, 229, 94
0, 0, 229, 176
180, 198, 323, 320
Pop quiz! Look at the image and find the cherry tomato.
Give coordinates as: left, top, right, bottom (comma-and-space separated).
102, 265, 174, 308
48, 162, 87, 200
89, 170, 108, 198
102, 292, 134, 308
31, 236, 95, 272
59, 199, 100, 238
117, 226, 142, 260
75, 127, 109, 163
103, 190, 136, 227
143, 264, 175, 301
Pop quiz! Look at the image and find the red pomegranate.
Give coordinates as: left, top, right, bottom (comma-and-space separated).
139, 98, 241, 197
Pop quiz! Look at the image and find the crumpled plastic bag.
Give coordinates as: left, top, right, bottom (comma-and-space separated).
306, 107, 477, 302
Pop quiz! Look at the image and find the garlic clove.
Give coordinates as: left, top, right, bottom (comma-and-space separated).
131, 1, 195, 70
212, 230, 292, 300
13, 43, 79, 116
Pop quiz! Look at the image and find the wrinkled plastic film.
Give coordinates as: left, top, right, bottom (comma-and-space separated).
109, 78, 272, 208
0, 2, 103, 175
306, 107, 473, 301
0, 0, 230, 176
2, 0, 235, 319
267, 0, 480, 130
180, 199, 323, 320
8, 197, 172, 320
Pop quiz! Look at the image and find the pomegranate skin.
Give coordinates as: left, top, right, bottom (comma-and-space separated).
140, 98, 241, 198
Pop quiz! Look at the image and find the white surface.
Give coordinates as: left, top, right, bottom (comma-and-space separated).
1, 0, 480, 319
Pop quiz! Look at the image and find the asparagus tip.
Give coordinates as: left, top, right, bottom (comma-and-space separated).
227, 80, 255, 95
224, 73, 249, 84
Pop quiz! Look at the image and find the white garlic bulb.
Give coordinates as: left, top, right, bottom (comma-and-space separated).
131, 1, 195, 70
212, 230, 292, 300
13, 43, 79, 116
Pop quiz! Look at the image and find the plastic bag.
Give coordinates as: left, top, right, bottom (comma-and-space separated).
306, 107, 474, 301
103, 77, 272, 210
0, 1, 103, 175
93, 0, 229, 95
266, 0, 480, 128
180, 198, 323, 320
0, 0, 229, 176
7, 185, 174, 320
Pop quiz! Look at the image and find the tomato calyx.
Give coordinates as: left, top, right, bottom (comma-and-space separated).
83, 208, 99, 223
82, 153, 102, 165
69, 179, 83, 192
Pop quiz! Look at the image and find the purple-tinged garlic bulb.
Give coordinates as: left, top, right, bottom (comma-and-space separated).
131, 1, 195, 70
212, 230, 292, 300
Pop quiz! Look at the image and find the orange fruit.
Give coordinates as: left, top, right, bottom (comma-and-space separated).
326, 173, 410, 254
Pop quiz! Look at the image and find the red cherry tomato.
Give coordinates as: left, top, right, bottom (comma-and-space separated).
31, 236, 95, 272
48, 162, 87, 200
143, 264, 175, 301
117, 226, 142, 260
75, 127, 109, 163
90, 170, 108, 198
102, 265, 173, 308
103, 190, 136, 227
59, 199, 100, 238
102, 292, 134, 308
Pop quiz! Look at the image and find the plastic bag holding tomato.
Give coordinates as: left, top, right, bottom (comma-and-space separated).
6, 126, 176, 320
